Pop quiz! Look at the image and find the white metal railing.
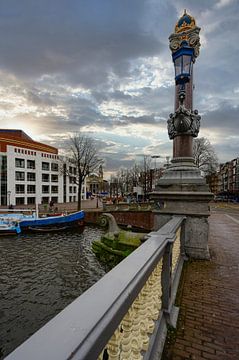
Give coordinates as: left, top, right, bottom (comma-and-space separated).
5, 216, 185, 360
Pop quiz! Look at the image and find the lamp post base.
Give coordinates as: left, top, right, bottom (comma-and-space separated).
150, 158, 213, 260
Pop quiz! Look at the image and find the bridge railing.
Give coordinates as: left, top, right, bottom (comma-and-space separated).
6, 215, 186, 360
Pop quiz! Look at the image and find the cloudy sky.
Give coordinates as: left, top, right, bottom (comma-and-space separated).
0, 0, 238, 177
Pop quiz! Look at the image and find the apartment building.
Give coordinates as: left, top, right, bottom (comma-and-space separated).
0, 129, 86, 206
206, 157, 239, 198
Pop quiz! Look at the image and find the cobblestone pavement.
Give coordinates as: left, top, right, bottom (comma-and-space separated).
162, 211, 239, 360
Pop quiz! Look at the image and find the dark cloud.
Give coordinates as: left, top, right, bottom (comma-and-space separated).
0, 0, 238, 173
0, 0, 163, 86
25, 90, 56, 107
203, 104, 239, 133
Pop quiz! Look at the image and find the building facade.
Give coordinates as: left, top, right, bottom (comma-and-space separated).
0, 129, 86, 206
206, 157, 239, 199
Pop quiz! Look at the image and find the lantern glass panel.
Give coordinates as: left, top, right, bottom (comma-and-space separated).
175, 57, 181, 77
182, 55, 191, 75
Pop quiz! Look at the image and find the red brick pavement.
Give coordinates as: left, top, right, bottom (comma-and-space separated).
163, 211, 239, 360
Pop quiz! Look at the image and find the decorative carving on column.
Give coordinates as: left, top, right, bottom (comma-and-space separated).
167, 106, 201, 139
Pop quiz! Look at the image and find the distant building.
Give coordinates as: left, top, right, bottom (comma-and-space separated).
0, 129, 86, 206
206, 157, 239, 199
205, 172, 221, 194
86, 165, 109, 197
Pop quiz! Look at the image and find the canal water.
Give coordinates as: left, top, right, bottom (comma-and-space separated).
0, 226, 106, 359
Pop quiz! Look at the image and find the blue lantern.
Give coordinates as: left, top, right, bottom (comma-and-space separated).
172, 46, 194, 85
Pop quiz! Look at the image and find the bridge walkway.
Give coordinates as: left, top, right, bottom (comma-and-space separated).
163, 210, 239, 360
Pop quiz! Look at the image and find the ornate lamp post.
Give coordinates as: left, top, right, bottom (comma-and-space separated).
151, 155, 161, 190
168, 9, 201, 161
151, 10, 213, 260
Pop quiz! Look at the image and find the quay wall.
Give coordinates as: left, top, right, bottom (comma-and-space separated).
85, 211, 154, 231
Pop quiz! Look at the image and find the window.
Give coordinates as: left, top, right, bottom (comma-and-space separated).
51, 197, 58, 203
15, 171, 25, 181
42, 173, 49, 182
27, 172, 36, 181
51, 163, 58, 172
41, 197, 49, 204
27, 160, 35, 169
51, 174, 58, 182
16, 197, 25, 205
27, 197, 35, 205
70, 176, 75, 184
51, 186, 58, 193
73, 187, 77, 193
42, 162, 50, 171
42, 185, 49, 194
69, 186, 72, 193
16, 184, 25, 194
15, 158, 25, 168
27, 185, 35, 194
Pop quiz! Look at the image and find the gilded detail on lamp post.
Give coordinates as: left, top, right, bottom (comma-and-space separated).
169, 9, 201, 58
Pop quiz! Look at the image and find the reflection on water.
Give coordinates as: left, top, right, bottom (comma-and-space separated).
0, 226, 106, 359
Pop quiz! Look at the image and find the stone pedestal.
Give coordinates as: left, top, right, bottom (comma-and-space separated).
150, 158, 213, 260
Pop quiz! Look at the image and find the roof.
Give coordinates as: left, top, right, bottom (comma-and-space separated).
0, 129, 58, 154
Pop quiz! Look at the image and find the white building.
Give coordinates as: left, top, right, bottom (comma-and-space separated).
0, 129, 86, 206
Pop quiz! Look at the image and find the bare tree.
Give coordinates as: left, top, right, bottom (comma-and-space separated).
193, 137, 218, 176
63, 133, 103, 210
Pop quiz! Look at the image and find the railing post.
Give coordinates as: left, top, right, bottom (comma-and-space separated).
161, 237, 179, 328
161, 239, 173, 311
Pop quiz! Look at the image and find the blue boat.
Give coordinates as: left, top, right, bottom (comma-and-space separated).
0, 220, 21, 235
0, 210, 85, 234
19, 210, 85, 232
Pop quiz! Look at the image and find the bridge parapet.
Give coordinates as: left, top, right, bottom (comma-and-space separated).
6, 216, 186, 360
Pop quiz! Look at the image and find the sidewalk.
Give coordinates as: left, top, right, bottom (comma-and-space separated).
163, 211, 239, 360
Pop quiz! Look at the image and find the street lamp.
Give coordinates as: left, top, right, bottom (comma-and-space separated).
151, 155, 161, 189
172, 45, 194, 85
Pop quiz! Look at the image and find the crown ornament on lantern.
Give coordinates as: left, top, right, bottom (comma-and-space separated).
175, 9, 196, 33
169, 9, 201, 58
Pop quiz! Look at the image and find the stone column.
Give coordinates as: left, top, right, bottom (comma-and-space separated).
151, 11, 213, 259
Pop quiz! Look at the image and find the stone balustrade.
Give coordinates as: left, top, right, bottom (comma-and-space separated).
6, 216, 185, 360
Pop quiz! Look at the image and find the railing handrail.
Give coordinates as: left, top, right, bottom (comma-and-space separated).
5, 216, 185, 360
